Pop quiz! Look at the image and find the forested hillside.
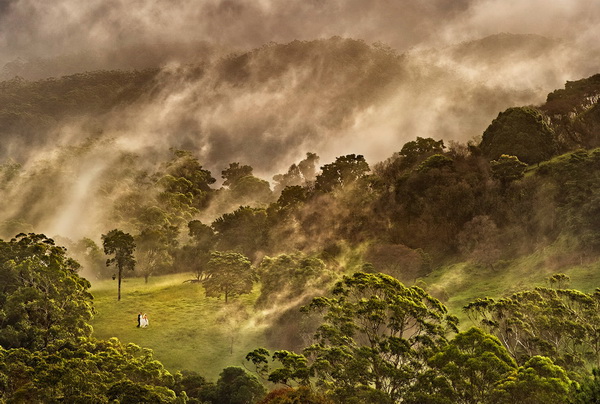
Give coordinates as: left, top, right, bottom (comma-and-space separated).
1, 36, 600, 402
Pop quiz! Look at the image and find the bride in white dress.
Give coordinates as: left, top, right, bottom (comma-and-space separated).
141, 314, 149, 328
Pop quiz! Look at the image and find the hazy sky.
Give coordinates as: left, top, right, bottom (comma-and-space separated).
1, 0, 599, 240
1, 0, 598, 66
2, 0, 599, 173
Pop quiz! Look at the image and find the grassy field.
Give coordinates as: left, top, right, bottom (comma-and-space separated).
420, 243, 600, 325
90, 272, 268, 381
89, 248, 600, 381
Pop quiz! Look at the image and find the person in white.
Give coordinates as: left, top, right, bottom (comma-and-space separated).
141, 314, 149, 328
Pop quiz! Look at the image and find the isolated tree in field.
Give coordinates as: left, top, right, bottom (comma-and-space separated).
180, 220, 216, 282
217, 302, 250, 355
135, 227, 174, 283
102, 229, 136, 301
204, 251, 254, 303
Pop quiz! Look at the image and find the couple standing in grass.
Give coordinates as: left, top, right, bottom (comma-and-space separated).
137, 312, 149, 328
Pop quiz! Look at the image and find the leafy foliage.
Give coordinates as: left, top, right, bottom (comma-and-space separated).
315, 154, 370, 192
457, 215, 501, 268
399, 137, 445, 167
258, 386, 333, 404
212, 206, 268, 259
0, 233, 93, 349
480, 106, 558, 164
162, 149, 216, 213
571, 368, 600, 403
256, 252, 332, 308
222, 163, 254, 187
465, 287, 600, 370
273, 152, 320, 194
204, 251, 255, 303
0, 338, 184, 403
102, 229, 136, 301
249, 272, 458, 403
213, 367, 266, 404
408, 327, 517, 404
538, 149, 600, 251
490, 154, 528, 188
491, 356, 574, 404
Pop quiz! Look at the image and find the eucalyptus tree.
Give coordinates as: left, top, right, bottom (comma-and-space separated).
204, 251, 255, 303
315, 154, 370, 192
247, 272, 458, 403
0, 233, 93, 349
102, 229, 136, 301
408, 327, 517, 404
464, 286, 600, 370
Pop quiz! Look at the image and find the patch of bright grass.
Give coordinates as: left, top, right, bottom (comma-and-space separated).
89, 245, 600, 380
420, 241, 600, 327
90, 272, 267, 381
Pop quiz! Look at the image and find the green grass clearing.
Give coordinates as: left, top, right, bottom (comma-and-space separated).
90, 272, 268, 381
89, 247, 600, 380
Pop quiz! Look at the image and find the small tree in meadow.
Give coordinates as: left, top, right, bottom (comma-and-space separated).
102, 229, 136, 301
204, 251, 255, 303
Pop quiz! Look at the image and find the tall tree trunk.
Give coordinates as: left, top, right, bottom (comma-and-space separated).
118, 267, 122, 301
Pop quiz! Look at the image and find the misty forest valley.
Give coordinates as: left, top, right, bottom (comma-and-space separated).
2, 1, 600, 403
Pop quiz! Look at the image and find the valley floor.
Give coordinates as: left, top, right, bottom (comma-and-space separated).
90, 273, 268, 381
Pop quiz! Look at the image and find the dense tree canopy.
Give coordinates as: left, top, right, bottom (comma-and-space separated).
315, 154, 370, 192
0, 338, 185, 402
0, 233, 93, 350
409, 327, 517, 404
249, 272, 459, 403
464, 286, 600, 371
480, 106, 558, 164
204, 251, 255, 303
212, 206, 268, 259
256, 252, 331, 308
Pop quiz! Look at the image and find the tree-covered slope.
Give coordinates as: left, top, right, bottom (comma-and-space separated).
1, 63, 600, 402
0, 34, 583, 173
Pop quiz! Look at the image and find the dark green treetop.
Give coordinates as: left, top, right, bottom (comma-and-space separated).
0, 233, 93, 349
480, 106, 557, 164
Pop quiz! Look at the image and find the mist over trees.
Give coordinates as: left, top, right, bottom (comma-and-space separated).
1, 31, 600, 402
1, 68, 600, 316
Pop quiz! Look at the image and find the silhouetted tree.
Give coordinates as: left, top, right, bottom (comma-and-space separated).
315, 154, 370, 192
